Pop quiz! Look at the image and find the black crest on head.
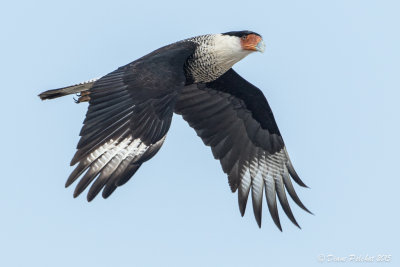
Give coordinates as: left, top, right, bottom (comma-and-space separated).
222, 30, 261, 38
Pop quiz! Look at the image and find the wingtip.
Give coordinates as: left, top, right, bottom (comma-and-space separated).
87, 193, 95, 202
254, 212, 262, 228
65, 178, 74, 188
277, 225, 283, 232
285, 213, 301, 229
238, 194, 248, 217
102, 184, 117, 199
65, 176, 76, 188
286, 158, 308, 188
286, 211, 301, 229
239, 206, 246, 217
274, 218, 283, 231
300, 206, 313, 216
73, 186, 83, 198
70, 157, 79, 167
301, 203, 314, 215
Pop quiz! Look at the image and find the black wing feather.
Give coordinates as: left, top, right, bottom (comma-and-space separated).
66, 41, 196, 200
175, 69, 310, 229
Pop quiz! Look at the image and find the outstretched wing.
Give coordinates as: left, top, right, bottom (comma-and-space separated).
175, 69, 311, 229
66, 41, 197, 201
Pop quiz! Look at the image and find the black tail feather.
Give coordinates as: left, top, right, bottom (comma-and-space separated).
38, 78, 98, 100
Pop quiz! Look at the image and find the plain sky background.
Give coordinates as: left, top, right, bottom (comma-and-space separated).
1, 0, 399, 266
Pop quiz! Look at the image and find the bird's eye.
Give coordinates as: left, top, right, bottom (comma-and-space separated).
241, 36, 247, 40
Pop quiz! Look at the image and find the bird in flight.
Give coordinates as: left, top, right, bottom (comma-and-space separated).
39, 31, 311, 229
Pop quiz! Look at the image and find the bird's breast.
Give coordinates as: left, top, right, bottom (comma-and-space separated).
184, 36, 234, 84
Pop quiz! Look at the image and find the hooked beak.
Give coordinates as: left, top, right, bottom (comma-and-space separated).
256, 39, 265, 53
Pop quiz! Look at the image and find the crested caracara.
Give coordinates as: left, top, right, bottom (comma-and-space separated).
39, 31, 311, 229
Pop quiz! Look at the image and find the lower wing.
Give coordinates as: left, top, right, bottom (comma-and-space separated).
175, 69, 311, 229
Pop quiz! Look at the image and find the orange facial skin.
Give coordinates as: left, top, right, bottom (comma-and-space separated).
240, 34, 263, 51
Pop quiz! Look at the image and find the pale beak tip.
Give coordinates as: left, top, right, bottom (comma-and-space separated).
256, 40, 266, 53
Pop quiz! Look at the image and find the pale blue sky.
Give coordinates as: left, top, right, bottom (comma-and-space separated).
1, 1, 399, 266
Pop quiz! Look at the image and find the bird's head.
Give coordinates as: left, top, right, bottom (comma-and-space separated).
222, 30, 265, 53
210, 31, 265, 70
186, 31, 265, 82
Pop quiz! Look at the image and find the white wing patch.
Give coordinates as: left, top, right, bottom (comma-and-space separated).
238, 148, 310, 229
67, 134, 167, 199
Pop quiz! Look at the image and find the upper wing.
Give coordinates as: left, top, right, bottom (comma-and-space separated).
175, 69, 311, 229
66, 41, 197, 201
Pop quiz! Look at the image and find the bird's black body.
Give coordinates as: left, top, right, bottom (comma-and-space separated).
39, 31, 310, 229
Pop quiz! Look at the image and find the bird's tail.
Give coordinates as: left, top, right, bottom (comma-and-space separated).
38, 78, 99, 101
